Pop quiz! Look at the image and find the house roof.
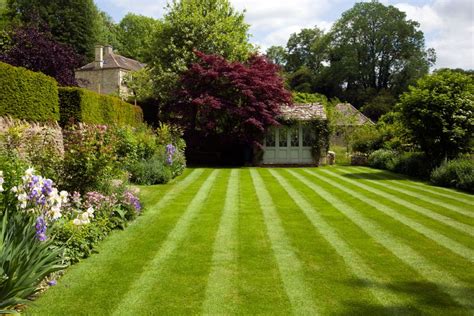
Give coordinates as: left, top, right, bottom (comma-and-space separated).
279, 103, 327, 121
77, 53, 145, 72
334, 103, 374, 126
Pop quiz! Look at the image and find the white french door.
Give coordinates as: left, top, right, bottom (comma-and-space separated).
263, 123, 314, 164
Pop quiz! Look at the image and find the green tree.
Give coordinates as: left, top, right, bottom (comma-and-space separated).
398, 70, 474, 162
286, 26, 326, 73
117, 13, 161, 62
149, 0, 253, 101
265, 45, 287, 67
95, 11, 121, 51
328, 1, 435, 107
6, 0, 98, 59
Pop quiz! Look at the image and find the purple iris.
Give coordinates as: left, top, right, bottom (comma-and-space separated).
166, 144, 176, 165
35, 216, 47, 242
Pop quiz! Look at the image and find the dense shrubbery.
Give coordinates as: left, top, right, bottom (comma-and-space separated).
0, 62, 59, 121
368, 149, 431, 178
58, 87, 143, 127
431, 158, 474, 192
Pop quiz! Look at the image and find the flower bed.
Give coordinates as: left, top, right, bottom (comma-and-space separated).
0, 117, 186, 312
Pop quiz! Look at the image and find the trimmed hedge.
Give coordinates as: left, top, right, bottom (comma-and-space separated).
0, 62, 59, 121
431, 158, 474, 192
59, 87, 143, 127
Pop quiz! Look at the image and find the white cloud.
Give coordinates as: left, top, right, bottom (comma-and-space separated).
395, 0, 474, 69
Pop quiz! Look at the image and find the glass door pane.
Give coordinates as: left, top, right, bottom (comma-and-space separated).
265, 129, 276, 147
278, 128, 288, 147
290, 127, 299, 147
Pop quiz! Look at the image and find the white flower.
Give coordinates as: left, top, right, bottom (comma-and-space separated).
25, 167, 35, 176
51, 206, 62, 220
20, 202, 27, 209
0, 186, 3, 193
80, 212, 90, 221
60, 191, 68, 202
18, 193, 28, 202
11, 186, 17, 193
86, 207, 95, 216
73, 218, 82, 226
0, 171, 3, 177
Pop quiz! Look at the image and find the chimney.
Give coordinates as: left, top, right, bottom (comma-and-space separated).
104, 45, 113, 57
95, 45, 104, 69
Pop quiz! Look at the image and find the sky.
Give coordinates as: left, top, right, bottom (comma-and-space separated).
96, 0, 474, 70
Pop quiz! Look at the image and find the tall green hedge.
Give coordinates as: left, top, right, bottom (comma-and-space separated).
59, 87, 143, 127
0, 62, 60, 121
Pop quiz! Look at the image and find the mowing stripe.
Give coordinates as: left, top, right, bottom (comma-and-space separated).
112, 170, 220, 315
344, 169, 474, 219
351, 167, 474, 205
305, 169, 474, 263
268, 169, 404, 308
148, 168, 205, 214
202, 170, 240, 315
320, 169, 474, 237
250, 169, 318, 315
287, 170, 474, 311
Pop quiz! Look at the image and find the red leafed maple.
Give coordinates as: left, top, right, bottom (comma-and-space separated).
166, 51, 292, 147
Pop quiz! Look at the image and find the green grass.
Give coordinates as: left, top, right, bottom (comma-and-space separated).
29, 167, 474, 315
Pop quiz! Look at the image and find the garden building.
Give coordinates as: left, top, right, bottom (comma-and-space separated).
331, 103, 374, 146
262, 103, 327, 165
75, 45, 145, 99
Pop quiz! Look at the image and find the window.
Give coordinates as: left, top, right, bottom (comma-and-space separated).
265, 129, 276, 147
302, 126, 314, 147
279, 129, 288, 147
290, 127, 299, 147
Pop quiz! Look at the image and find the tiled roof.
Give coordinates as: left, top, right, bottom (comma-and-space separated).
334, 103, 374, 126
279, 103, 327, 121
77, 53, 145, 72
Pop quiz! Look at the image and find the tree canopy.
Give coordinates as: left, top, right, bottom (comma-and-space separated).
327, 1, 435, 105
6, 0, 100, 59
117, 13, 161, 62
164, 51, 291, 148
397, 70, 474, 162
0, 25, 82, 86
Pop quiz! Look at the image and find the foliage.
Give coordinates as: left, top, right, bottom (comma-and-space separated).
117, 13, 160, 62
397, 70, 474, 162
0, 25, 82, 86
368, 149, 431, 178
128, 155, 173, 185
0, 117, 63, 181
265, 45, 287, 67
0, 62, 59, 121
149, 0, 253, 102
94, 11, 121, 51
58, 87, 143, 127
431, 158, 474, 192
360, 90, 397, 122
166, 51, 291, 148
122, 68, 154, 104
309, 119, 330, 164
61, 124, 119, 194
292, 92, 329, 105
327, 1, 435, 107
285, 27, 327, 73
6, 0, 99, 59
350, 125, 384, 154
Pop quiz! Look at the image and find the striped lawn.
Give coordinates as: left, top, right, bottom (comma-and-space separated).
30, 167, 474, 315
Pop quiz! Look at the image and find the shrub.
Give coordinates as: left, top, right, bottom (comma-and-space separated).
0, 62, 59, 121
368, 149, 397, 169
391, 152, 430, 178
350, 125, 384, 154
58, 87, 143, 127
431, 158, 474, 192
60, 124, 120, 194
0, 117, 64, 181
128, 155, 173, 185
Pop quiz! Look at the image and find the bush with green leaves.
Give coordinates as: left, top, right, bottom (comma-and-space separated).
60, 124, 121, 194
350, 125, 384, 154
0, 62, 60, 122
368, 149, 397, 169
431, 158, 474, 192
368, 150, 431, 178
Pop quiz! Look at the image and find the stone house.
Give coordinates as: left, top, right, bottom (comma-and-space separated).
75, 45, 145, 99
262, 103, 327, 165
